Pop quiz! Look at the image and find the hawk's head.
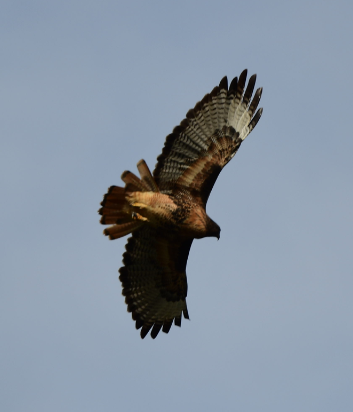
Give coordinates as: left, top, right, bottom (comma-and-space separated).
206, 217, 220, 240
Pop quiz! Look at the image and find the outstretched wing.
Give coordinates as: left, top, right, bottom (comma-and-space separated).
119, 226, 192, 339
153, 69, 263, 206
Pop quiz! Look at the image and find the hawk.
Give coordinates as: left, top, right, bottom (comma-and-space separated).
99, 69, 263, 339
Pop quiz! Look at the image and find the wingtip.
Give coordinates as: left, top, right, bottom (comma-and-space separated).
174, 316, 181, 327
140, 324, 152, 339
150, 323, 162, 339
240, 68, 248, 77
219, 75, 228, 90
162, 320, 173, 334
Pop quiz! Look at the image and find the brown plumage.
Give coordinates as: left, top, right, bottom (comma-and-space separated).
99, 69, 263, 338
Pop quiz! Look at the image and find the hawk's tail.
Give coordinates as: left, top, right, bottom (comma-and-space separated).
99, 159, 158, 240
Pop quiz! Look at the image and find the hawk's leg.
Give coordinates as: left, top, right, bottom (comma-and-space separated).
131, 202, 146, 209
132, 212, 148, 222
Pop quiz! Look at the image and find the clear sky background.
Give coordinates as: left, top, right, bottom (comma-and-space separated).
1, 1, 353, 411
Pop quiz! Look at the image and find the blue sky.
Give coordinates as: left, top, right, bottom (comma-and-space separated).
1, 1, 353, 411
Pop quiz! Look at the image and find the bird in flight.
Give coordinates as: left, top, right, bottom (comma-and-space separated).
99, 69, 263, 339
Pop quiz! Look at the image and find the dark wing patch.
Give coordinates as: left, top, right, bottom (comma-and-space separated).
153, 69, 262, 195
173, 126, 242, 206
119, 226, 192, 339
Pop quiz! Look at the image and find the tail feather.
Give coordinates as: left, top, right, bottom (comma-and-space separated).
106, 186, 125, 196
121, 171, 146, 192
100, 187, 126, 208
137, 160, 159, 192
99, 159, 159, 240
99, 184, 133, 232
99, 210, 129, 224
103, 221, 143, 240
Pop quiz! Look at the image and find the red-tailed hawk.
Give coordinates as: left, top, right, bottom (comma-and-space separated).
99, 70, 263, 339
